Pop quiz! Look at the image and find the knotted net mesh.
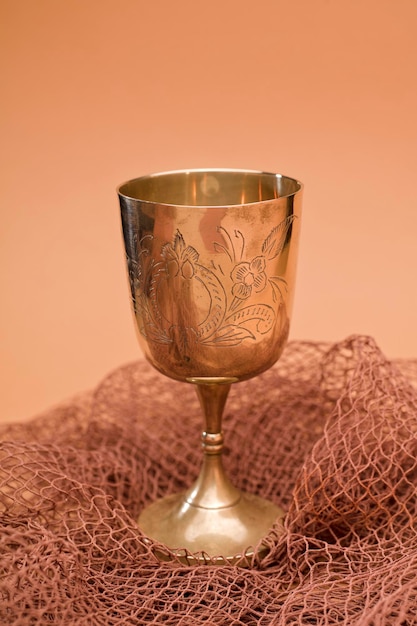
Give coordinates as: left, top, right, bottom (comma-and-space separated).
1, 335, 417, 624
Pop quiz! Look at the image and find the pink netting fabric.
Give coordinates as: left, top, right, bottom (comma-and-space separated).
1, 336, 417, 624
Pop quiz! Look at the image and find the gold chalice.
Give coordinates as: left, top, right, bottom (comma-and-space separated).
118, 169, 302, 564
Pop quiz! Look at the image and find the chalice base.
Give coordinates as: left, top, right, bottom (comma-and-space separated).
138, 491, 284, 566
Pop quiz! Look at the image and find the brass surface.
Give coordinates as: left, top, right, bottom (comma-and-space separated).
139, 491, 284, 566
118, 169, 302, 564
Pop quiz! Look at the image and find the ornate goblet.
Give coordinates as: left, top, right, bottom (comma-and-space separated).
118, 169, 302, 564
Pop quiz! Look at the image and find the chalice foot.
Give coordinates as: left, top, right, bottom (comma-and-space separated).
139, 492, 284, 566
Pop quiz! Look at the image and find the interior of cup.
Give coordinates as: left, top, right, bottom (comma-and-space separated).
118, 169, 302, 207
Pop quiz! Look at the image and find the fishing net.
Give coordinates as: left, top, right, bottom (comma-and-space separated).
1, 335, 417, 624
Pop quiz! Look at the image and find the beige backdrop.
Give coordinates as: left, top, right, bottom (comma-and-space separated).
1, 0, 416, 422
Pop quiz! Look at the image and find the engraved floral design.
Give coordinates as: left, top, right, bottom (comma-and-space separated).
231, 256, 267, 300
130, 214, 297, 349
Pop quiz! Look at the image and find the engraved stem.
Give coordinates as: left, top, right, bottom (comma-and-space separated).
184, 380, 241, 509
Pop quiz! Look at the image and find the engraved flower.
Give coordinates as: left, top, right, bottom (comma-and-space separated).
162, 232, 199, 279
231, 256, 267, 300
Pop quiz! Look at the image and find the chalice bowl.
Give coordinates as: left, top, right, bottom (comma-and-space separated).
118, 169, 302, 564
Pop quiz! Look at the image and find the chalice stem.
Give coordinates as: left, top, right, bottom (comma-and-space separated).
185, 380, 241, 510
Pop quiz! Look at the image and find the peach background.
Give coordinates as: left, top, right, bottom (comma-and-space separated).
1, 0, 416, 423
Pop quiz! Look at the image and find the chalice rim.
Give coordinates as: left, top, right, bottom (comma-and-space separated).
117, 167, 303, 208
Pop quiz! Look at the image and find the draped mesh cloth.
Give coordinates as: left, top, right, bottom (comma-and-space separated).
1, 335, 417, 624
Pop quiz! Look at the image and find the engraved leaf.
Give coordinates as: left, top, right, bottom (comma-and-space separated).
173, 230, 186, 253
144, 328, 172, 344
200, 324, 255, 346
261, 215, 297, 260
213, 241, 232, 260
226, 304, 276, 335
269, 276, 288, 303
